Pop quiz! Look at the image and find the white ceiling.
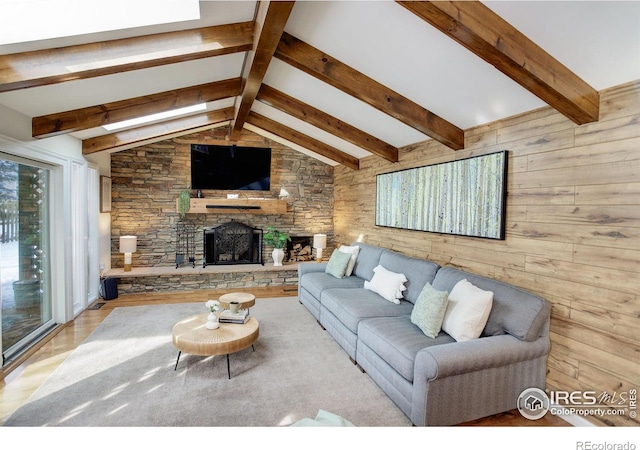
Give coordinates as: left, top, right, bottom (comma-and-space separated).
0, 1, 639, 165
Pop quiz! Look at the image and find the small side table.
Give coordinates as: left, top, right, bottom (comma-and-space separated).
218, 292, 256, 311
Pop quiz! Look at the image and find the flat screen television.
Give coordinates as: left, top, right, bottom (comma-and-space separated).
190, 144, 271, 191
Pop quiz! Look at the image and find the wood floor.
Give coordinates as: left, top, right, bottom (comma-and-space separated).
0, 286, 569, 427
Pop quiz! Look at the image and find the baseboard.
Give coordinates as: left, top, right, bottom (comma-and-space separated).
0, 323, 66, 381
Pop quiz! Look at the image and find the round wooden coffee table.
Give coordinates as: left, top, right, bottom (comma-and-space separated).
172, 313, 259, 379
218, 292, 256, 310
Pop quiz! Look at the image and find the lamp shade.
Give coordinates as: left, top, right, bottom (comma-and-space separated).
313, 234, 327, 249
119, 236, 137, 254
279, 187, 290, 199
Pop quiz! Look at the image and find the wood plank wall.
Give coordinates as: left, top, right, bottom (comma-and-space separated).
333, 81, 640, 427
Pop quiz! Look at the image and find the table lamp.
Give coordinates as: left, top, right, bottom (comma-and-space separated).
278, 187, 290, 199
313, 234, 327, 262
119, 235, 137, 272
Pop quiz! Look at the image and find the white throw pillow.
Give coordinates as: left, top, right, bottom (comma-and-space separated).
338, 245, 360, 277
363, 265, 407, 304
441, 279, 493, 342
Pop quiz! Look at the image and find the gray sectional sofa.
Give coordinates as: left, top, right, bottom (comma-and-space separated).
298, 242, 551, 426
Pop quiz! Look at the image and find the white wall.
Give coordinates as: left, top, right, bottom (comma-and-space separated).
84, 152, 112, 271
0, 104, 32, 142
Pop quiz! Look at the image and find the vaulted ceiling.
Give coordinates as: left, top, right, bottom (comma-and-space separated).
1, 1, 639, 169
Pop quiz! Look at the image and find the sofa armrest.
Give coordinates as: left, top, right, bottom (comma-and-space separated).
298, 262, 328, 277
415, 334, 550, 380
411, 333, 550, 426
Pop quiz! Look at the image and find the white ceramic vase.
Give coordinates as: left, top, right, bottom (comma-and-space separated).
272, 248, 284, 266
206, 312, 219, 330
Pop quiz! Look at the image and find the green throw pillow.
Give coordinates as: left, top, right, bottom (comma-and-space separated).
325, 249, 352, 279
410, 283, 449, 338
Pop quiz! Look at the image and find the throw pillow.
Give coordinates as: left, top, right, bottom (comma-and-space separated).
363, 264, 407, 304
325, 249, 352, 279
338, 245, 360, 276
410, 283, 449, 338
441, 279, 493, 342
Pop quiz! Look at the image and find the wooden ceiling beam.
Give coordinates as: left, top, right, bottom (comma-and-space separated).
0, 22, 253, 93
33, 78, 243, 138
229, 1, 295, 141
397, 1, 599, 125
246, 111, 360, 170
82, 108, 235, 155
257, 84, 398, 162
274, 32, 464, 150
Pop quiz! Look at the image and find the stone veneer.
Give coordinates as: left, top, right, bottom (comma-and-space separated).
109, 126, 334, 291
115, 267, 300, 294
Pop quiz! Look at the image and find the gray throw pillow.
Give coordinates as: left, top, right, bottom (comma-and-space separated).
410, 283, 449, 338
325, 249, 352, 279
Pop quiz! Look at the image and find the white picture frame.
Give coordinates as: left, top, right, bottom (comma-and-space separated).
100, 176, 112, 213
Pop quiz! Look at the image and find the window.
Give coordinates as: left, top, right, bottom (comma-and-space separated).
0, 154, 55, 365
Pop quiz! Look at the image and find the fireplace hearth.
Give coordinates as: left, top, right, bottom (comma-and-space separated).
203, 221, 263, 267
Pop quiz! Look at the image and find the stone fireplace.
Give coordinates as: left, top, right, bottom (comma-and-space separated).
203, 221, 263, 267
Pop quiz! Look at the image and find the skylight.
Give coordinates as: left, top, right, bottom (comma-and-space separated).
103, 103, 207, 131
0, 0, 200, 45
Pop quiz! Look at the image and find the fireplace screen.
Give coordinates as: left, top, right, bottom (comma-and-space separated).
203, 221, 263, 266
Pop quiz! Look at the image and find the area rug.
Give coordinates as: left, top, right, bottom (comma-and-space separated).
4, 297, 412, 427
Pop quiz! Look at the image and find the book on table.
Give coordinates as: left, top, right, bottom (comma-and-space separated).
219, 308, 250, 324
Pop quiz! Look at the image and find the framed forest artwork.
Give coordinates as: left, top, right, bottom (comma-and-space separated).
375, 151, 508, 240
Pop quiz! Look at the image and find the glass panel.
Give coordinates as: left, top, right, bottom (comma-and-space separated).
1, 157, 53, 364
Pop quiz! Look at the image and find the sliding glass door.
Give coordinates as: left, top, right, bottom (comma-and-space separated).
1, 154, 54, 365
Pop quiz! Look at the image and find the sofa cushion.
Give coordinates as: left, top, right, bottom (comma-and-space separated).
441, 279, 493, 342
350, 243, 385, 281
300, 272, 365, 301
432, 267, 550, 342
358, 316, 455, 382
321, 288, 414, 334
325, 249, 352, 278
364, 265, 407, 304
379, 250, 440, 304
338, 245, 360, 276
410, 283, 449, 338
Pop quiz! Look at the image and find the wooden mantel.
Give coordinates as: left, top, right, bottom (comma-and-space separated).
176, 197, 287, 215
